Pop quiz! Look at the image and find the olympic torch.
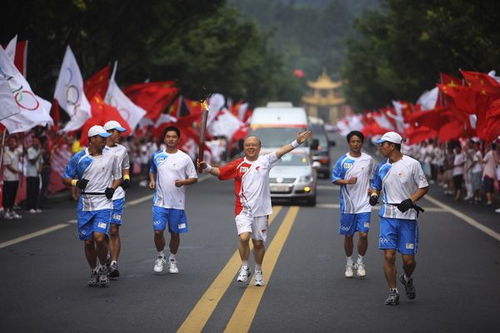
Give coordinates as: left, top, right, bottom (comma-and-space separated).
198, 99, 209, 172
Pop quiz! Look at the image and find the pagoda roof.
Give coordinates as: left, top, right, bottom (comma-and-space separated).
307, 71, 342, 89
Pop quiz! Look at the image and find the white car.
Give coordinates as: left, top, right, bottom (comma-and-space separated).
269, 150, 318, 206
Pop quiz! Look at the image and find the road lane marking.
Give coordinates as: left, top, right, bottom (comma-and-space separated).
125, 194, 153, 207
224, 206, 300, 333
177, 206, 283, 333
316, 203, 446, 212
424, 194, 500, 242
0, 175, 210, 250
0, 224, 69, 249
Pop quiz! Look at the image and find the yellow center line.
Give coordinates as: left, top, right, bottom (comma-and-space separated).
223, 206, 300, 333
177, 206, 283, 333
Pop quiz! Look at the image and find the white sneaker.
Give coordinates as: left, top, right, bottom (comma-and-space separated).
97, 266, 110, 287
36, 209, 43, 213
168, 259, 179, 274
12, 212, 22, 219
154, 256, 166, 273
495, 208, 500, 213
4, 211, 13, 220
236, 266, 251, 283
88, 269, 99, 287
29, 209, 37, 214
254, 270, 264, 286
356, 263, 366, 278
345, 265, 354, 278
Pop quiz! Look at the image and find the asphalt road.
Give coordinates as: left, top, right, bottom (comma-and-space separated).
0, 136, 499, 333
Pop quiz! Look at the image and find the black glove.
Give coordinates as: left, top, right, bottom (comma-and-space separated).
105, 187, 115, 199
369, 194, 379, 206
414, 204, 425, 217
397, 198, 414, 213
120, 179, 130, 190
77, 179, 89, 190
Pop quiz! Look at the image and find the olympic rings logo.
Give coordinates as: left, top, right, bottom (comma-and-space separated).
65, 84, 80, 105
12, 86, 39, 111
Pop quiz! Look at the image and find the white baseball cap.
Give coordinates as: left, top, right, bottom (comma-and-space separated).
375, 131, 403, 144
103, 120, 126, 132
88, 125, 111, 138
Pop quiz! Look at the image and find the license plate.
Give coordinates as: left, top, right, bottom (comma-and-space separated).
271, 185, 289, 192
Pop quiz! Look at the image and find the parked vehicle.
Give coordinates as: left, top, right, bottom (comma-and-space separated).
268, 149, 317, 206
309, 116, 334, 178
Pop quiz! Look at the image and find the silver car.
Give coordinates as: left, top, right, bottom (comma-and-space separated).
268, 150, 317, 206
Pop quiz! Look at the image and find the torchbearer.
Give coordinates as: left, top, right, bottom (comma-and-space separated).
198, 130, 312, 286
370, 131, 429, 305
63, 125, 122, 287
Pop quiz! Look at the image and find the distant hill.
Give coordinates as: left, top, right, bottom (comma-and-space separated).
228, 0, 380, 80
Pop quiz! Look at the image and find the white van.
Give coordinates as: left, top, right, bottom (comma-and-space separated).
249, 102, 309, 148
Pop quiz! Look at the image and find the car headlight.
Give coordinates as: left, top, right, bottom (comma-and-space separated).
299, 175, 312, 183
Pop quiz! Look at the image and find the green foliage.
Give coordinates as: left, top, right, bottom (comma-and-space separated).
0, 0, 293, 106
343, 0, 500, 111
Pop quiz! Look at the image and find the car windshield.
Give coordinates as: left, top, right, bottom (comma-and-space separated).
250, 128, 306, 148
278, 153, 310, 166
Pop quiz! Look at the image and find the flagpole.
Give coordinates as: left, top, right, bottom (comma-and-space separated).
0, 130, 6, 169
0, 130, 7, 211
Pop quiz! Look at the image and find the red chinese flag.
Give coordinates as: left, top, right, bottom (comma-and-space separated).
436, 73, 463, 107
437, 119, 466, 142
15, 40, 28, 77
404, 125, 437, 145
479, 99, 500, 142
460, 70, 500, 97
405, 108, 445, 130
50, 99, 60, 131
441, 73, 462, 86
80, 96, 131, 144
124, 81, 179, 121
84, 65, 110, 100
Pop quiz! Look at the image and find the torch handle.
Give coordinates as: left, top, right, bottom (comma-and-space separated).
198, 109, 209, 172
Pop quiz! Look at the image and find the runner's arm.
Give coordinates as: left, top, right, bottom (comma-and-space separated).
197, 160, 221, 177
410, 187, 429, 203
334, 178, 357, 185
175, 178, 198, 187
111, 178, 122, 190
149, 172, 156, 189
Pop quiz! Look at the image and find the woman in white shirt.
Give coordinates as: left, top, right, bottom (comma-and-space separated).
452, 145, 465, 201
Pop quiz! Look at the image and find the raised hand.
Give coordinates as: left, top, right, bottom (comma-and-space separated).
297, 130, 312, 144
